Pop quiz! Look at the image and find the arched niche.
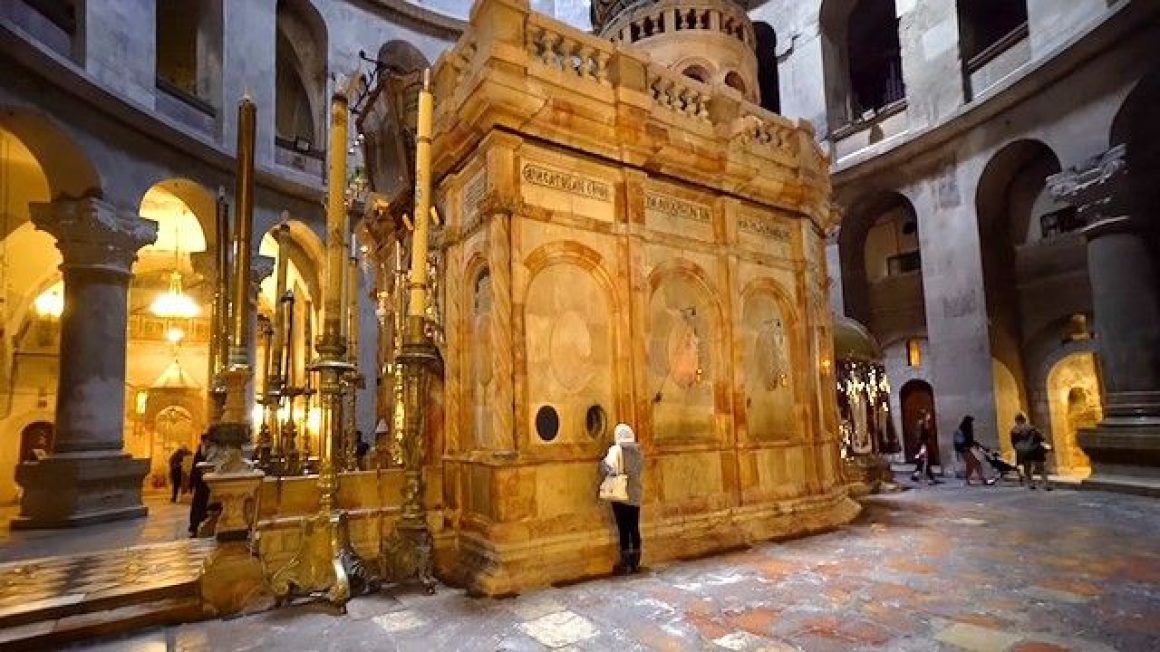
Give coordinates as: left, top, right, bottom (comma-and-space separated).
837, 190, 926, 345
358, 40, 431, 201
976, 139, 1066, 428
738, 282, 798, 441
524, 260, 616, 448
647, 261, 723, 444
1045, 352, 1097, 477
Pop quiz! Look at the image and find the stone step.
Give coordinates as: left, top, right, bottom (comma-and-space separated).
0, 596, 206, 651
0, 538, 216, 647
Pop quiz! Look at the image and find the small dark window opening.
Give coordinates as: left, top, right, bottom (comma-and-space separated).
887, 250, 921, 276
585, 405, 608, 439
957, 0, 1028, 66
535, 405, 560, 442
156, 0, 201, 98
847, 0, 905, 116
754, 22, 781, 114
1040, 207, 1083, 239
901, 220, 917, 235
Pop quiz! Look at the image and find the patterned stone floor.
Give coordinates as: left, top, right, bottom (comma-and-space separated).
71, 484, 1160, 651
0, 538, 214, 622
0, 493, 190, 564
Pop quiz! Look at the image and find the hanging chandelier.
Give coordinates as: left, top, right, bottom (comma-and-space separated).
151, 270, 200, 319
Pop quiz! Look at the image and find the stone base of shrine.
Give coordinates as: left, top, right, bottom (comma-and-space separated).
446, 488, 860, 597
1078, 421, 1160, 497
11, 453, 149, 529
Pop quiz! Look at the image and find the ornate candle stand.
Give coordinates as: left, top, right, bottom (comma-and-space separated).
266, 81, 377, 612
378, 69, 439, 595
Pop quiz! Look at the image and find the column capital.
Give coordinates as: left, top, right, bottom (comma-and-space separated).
1047, 144, 1131, 229
30, 197, 158, 274
251, 254, 275, 301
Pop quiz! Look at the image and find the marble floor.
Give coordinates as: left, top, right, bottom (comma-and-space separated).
0, 492, 191, 564
63, 484, 1160, 651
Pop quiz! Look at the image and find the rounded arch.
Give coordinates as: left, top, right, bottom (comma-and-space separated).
276, 0, 329, 148
258, 218, 324, 309
1044, 351, 1099, 476
377, 40, 430, 75
976, 139, 1066, 435
723, 71, 748, 96
899, 378, 937, 462
18, 420, 55, 462
137, 178, 217, 252
738, 278, 803, 440
836, 190, 923, 341
0, 108, 101, 199
523, 240, 618, 304
681, 64, 712, 84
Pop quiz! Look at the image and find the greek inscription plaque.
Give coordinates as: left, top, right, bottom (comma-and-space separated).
739, 215, 792, 242
645, 193, 711, 223
521, 163, 611, 202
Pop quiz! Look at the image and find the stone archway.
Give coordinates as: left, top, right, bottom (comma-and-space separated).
1045, 353, 1098, 477
899, 379, 936, 463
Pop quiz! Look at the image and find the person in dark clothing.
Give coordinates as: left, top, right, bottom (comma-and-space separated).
600, 423, 644, 574
188, 433, 213, 537
910, 411, 938, 484
1011, 413, 1052, 490
953, 416, 989, 486
168, 445, 191, 502
355, 430, 370, 470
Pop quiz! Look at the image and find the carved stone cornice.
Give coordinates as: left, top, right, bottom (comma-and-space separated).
1047, 144, 1130, 226
30, 197, 158, 274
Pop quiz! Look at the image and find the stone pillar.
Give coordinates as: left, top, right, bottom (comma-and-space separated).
12, 197, 158, 528
1049, 145, 1160, 493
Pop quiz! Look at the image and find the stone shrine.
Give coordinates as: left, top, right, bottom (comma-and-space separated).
359, 0, 858, 595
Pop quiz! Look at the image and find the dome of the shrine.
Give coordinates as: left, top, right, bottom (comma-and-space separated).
592, 0, 760, 104
832, 314, 882, 362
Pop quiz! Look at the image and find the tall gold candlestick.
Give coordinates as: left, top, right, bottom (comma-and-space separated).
229, 96, 256, 367
406, 69, 434, 335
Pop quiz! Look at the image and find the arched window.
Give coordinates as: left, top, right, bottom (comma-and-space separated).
753, 22, 781, 114
681, 65, 710, 83
275, 0, 328, 152
724, 71, 747, 95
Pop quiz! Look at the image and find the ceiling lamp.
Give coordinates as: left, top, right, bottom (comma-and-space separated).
34, 286, 64, 319
151, 271, 200, 319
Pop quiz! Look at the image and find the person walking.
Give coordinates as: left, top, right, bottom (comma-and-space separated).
168, 445, 191, 502
910, 411, 938, 485
1011, 413, 1052, 490
953, 416, 988, 486
600, 423, 644, 574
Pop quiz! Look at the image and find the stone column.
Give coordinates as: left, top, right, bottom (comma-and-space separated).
12, 197, 158, 528
1049, 145, 1160, 493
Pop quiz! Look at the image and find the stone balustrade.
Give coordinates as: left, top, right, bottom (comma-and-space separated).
647, 66, 712, 122
601, 0, 754, 50
526, 15, 613, 85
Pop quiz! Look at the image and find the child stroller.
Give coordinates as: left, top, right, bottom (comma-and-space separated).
974, 444, 1022, 484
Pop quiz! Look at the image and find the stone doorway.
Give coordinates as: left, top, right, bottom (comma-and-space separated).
1045, 352, 1098, 477
900, 379, 937, 464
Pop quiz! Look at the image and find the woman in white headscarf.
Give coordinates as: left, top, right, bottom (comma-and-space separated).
601, 423, 644, 574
